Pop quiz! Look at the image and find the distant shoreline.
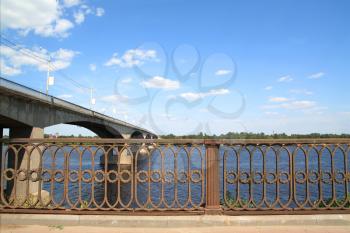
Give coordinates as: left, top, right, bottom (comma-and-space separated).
44, 132, 350, 139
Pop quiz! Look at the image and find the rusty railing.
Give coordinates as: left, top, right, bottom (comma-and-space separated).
0, 138, 349, 214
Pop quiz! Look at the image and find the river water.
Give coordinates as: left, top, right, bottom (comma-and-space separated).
35, 144, 349, 209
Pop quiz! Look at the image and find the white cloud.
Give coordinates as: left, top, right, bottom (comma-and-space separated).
63, 0, 81, 8
308, 72, 325, 79
0, 0, 103, 38
284, 100, 317, 110
264, 111, 279, 116
264, 86, 273, 91
215, 69, 232, 76
0, 59, 22, 76
0, 45, 78, 75
0, 0, 72, 38
89, 63, 96, 71
338, 111, 350, 116
141, 76, 180, 90
105, 49, 157, 68
57, 94, 73, 99
180, 89, 230, 102
289, 89, 313, 95
74, 11, 85, 24
121, 77, 132, 84
261, 100, 317, 110
269, 97, 290, 103
96, 8, 105, 17
100, 95, 128, 103
277, 75, 293, 82
34, 19, 74, 38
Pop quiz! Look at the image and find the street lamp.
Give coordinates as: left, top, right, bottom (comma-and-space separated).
46, 57, 54, 95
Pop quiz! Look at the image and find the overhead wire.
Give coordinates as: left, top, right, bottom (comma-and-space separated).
0, 34, 91, 92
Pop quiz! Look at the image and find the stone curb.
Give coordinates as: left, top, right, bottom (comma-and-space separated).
1, 214, 350, 227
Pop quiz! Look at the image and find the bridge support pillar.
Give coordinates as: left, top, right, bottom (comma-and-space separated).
6, 127, 44, 203
121, 134, 131, 139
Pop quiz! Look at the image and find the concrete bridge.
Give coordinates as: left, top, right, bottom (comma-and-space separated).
0, 77, 157, 200
0, 77, 156, 140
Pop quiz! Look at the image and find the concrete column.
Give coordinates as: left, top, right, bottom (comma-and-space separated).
6, 127, 44, 203
121, 133, 131, 139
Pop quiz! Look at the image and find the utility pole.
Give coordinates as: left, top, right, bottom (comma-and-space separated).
46, 57, 54, 95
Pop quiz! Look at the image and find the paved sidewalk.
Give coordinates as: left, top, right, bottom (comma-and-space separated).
1, 214, 349, 233
1, 225, 350, 233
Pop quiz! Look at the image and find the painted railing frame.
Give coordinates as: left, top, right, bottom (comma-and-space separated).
0, 138, 349, 215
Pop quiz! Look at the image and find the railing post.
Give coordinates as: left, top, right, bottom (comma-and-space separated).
204, 139, 221, 214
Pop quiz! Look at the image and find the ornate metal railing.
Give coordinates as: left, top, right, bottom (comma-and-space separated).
0, 138, 349, 215
220, 140, 350, 213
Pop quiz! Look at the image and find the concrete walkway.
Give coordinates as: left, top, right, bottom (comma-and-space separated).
1, 214, 349, 233
1, 225, 350, 233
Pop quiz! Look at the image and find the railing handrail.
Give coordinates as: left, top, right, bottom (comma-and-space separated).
1, 138, 350, 144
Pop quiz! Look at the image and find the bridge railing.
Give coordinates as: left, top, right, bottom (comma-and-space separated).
0, 138, 349, 215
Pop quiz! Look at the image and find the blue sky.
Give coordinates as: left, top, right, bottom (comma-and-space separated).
1, 0, 349, 136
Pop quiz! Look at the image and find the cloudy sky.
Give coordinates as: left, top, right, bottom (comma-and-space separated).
1, 0, 349, 136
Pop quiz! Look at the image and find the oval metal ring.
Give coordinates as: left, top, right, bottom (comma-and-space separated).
94, 170, 105, 183
42, 169, 52, 182
226, 171, 238, 184
334, 171, 345, 184
164, 171, 175, 183
265, 172, 277, 184
54, 170, 65, 183
190, 170, 202, 183
69, 170, 79, 182
239, 171, 250, 184
29, 169, 41, 182
252, 171, 263, 184
17, 169, 27, 181
150, 170, 162, 183
279, 172, 290, 184
308, 170, 319, 184
82, 170, 93, 183
4, 168, 15, 181
178, 171, 188, 183
107, 170, 119, 182
321, 171, 332, 184
295, 171, 307, 184
136, 170, 148, 183
119, 170, 131, 183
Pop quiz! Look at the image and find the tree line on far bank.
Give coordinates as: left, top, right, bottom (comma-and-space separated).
159, 132, 350, 139
40, 132, 350, 139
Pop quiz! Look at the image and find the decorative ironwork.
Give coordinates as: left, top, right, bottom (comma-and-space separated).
221, 142, 350, 211
0, 138, 349, 214
0, 139, 205, 212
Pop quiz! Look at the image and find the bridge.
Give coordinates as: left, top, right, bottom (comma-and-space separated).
0, 77, 157, 140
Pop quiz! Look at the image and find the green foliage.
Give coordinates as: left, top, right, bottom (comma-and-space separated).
80, 200, 89, 209
49, 225, 64, 230
317, 196, 350, 208
221, 191, 255, 208
160, 132, 350, 139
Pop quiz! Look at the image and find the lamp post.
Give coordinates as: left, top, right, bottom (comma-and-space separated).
46, 57, 54, 95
